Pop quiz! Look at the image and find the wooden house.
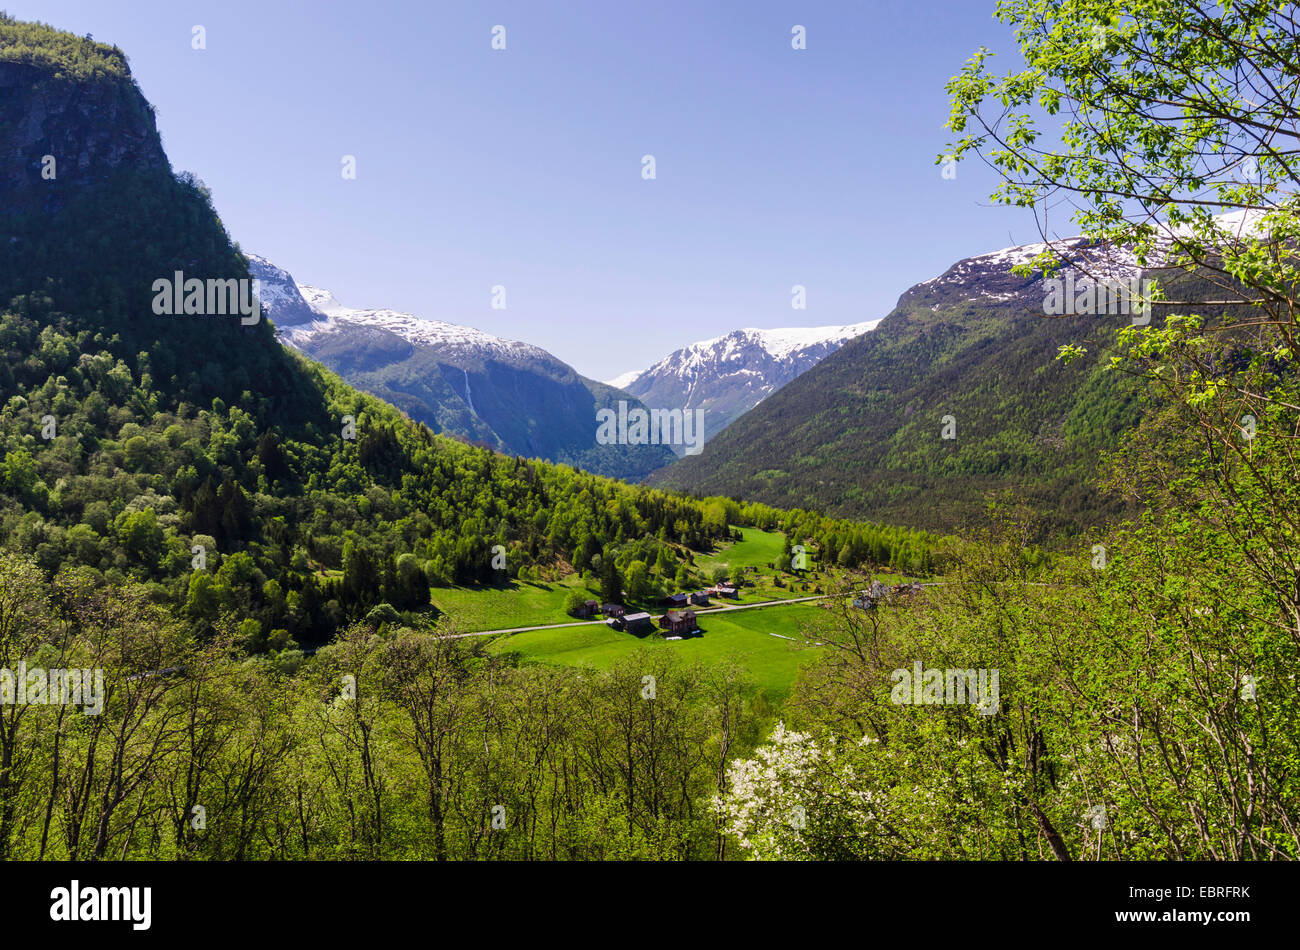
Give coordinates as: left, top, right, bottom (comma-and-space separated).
660, 609, 699, 634
622, 611, 653, 633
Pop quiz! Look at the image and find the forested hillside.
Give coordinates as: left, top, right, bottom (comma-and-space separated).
1, 6, 1297, 868
0, 17, 938, 654
650, 243, 1147, 538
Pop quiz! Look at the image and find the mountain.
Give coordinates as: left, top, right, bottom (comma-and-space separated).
647, 240, 1147, 536
0, 15, 750, 652
606, 321, 879, 451
247, 256, 675, 481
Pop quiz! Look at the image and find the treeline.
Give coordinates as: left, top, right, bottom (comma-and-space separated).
0, 13, 129, 80
0, 155, 947, 654
690, 496, 949, 576
0, 554, 765, 860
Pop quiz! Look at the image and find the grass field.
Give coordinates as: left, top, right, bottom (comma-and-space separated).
694, 526, 824, 601
696, 525, 785, 572
427, 528, 843, 698
431, 575, 595, 632
487, 600, 827, 702
431, 528, 813, 633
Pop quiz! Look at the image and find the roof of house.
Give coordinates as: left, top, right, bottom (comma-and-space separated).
624, 611, 652, 622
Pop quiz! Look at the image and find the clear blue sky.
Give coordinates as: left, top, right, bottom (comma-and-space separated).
9, 0, 1035, 379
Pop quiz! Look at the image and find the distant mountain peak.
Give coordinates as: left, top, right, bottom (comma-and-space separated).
605, 320, 880, 449
244, 254, 675, 481
286, 285, 545, 363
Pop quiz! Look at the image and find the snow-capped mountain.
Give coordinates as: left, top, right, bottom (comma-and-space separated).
245, 255, 320, 327
648, 234, 1164, 531
606, 321, 880, 450
904, 237, 1142, 308
246, 255, 675, 481
285, 283, 556, 365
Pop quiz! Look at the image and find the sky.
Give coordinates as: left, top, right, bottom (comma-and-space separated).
7, 0, 1040, 380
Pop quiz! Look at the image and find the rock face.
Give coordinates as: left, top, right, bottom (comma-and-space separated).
0, 57, 169, 213
244, 255, 320, 327
608, 322, 880, 452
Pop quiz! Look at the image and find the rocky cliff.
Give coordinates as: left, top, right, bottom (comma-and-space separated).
0, 24, 168, 213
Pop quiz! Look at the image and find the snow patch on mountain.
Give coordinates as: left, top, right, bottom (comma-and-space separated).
606, 369, 642, 391
606, 321, 879, 389
272, 281, 552, 364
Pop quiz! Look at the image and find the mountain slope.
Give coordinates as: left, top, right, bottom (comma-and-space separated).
0, 16, 736, 653
608, 321, 879, 450
647, 241, 1146, 536
249, 256, 674, 480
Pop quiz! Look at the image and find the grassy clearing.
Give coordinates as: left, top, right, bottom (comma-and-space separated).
488, 601, 826, 702
431, 575, 595, 632
695, 525, 786, 572
430, 528, 836, 633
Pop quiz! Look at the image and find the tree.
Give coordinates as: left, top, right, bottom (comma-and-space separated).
565, 590, 588, 617
655, 547, 675, 577
599, 555, 623, 604
946, 0, 1300, 650
116, 509, 163, 570
625, 560, 650, 602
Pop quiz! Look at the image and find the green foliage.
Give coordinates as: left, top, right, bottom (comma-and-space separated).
653, 296, 1143, 538
0, 557, 766, 860
0, 14, 130, 80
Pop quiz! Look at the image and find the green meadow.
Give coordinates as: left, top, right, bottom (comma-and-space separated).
487, 600, 826, 702
430, 528, 819, 633
426, 528, 840, 698
430, 575, 591, 632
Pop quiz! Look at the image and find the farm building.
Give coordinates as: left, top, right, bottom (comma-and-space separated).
664, 592, 689, 608
660, 610, 699, 635
601, 603, 625, 618
618, 611, 653, 633
688, 591, 710, 606
710, 585, 739, 599
574, 599, 600, 618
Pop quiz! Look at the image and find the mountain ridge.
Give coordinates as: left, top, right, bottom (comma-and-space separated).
607, 320, 881, 451
646, 238, 1147, 536
248, 255, 676, 479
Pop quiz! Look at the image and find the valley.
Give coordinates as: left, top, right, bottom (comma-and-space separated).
0, 4, 1294, 888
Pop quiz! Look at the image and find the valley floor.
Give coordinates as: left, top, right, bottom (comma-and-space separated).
427, 528, 918, 702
